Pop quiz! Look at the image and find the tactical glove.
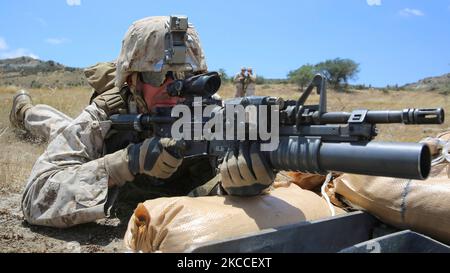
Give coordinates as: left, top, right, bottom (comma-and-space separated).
220, 142, 276, 196
104, 137, 184, 187
128, 137, 184, 178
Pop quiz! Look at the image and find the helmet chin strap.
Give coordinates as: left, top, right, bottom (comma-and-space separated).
129, 72, 149, 114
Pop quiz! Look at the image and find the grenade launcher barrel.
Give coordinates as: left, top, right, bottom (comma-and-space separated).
268, 137, 431, 180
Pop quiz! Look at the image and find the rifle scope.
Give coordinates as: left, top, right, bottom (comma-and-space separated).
167, 72, 221, 97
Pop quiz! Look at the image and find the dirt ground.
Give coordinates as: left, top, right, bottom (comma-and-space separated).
0, 192, 126, 252
0, 84, 449, 253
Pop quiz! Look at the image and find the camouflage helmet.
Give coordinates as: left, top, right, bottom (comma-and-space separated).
115, 16, 207, 88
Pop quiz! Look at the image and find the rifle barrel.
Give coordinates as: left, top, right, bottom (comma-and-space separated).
320, 108, 444, 124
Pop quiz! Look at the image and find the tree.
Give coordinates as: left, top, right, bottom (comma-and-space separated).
256, 75, 266, 85
287, 64, 315, 91
218, 68, 230, 83
315, 58, 359, 91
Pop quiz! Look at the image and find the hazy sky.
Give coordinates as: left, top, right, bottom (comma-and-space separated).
0, 0, 449, 87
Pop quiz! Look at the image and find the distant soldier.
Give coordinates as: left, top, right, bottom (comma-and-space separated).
233, 67, 247, 97
246, 67, 257, 96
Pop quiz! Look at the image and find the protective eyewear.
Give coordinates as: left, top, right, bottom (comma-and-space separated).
139, 71, 167, 87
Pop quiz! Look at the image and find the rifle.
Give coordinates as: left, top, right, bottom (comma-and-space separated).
242, 74, 249, 95
110, 72, 445, 180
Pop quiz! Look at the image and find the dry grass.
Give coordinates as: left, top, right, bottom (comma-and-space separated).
0, 86, 91, 193
0, 84, 449, 194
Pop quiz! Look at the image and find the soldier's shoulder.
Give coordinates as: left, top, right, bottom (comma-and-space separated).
92, 85, 131, 117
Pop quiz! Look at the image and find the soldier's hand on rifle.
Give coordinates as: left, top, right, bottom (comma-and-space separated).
220, 142, 276, 196
104, 137, 184, 187
128, 137, 184, 179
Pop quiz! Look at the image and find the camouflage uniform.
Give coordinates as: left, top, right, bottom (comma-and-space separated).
22, 103, 112, 227
23, 104, 73, 142
20, 16, 274, 228
245, 71, 257, 96
21, 100, 220, 227
233, 72, 246, 97
21, 16, 216, 228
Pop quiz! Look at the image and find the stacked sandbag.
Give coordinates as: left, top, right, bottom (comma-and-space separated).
124, 183, 346, 253
284, 171, 328, 190
334, 130, 450, 244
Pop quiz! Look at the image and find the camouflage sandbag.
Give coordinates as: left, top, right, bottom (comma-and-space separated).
334, 130, 450, 244
84, 62, 116, 100
124, 183, 346, 253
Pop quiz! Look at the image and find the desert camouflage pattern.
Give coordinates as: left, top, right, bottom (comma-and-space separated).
23, 104, 74, 142
84, 61, 116, 94
20, 102, 221, 228
115, 16, 207, 88
246, 72, 257, 96
233, 72, 256, 97
233, 72, 246, 97
21, 103, 114, 228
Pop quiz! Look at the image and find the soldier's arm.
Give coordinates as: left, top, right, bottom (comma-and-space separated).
21, 103, 119, 228
233, 74, 242, 83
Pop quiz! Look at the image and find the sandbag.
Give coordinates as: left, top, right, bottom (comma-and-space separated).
334, 130, 450, 244
124, 183, 346, 253
283, 171, 343, 191
284, 171, 327, 190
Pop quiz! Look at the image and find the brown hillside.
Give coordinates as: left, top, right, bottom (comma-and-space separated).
0, 57, 87, 89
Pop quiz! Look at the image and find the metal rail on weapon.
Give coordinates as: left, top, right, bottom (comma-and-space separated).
110, 72, 445, 180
